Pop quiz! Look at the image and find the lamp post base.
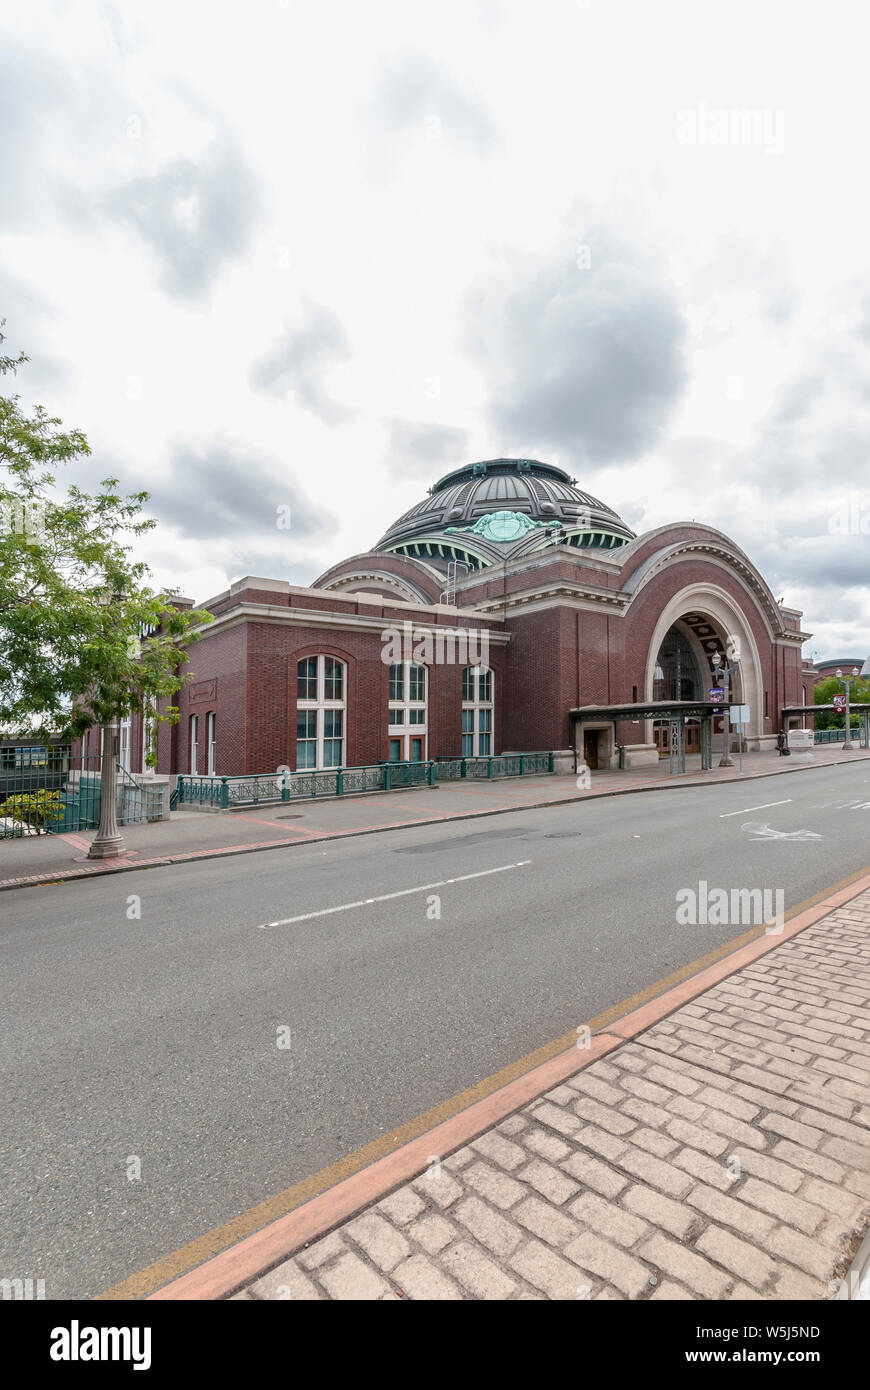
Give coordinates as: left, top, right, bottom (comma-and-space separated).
718, 756, 734, 767
87, 835, 127, 860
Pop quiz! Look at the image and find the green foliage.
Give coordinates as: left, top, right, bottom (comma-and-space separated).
813, 674, 870, 728
0, 788, 64, 831
0, 329, 212, 738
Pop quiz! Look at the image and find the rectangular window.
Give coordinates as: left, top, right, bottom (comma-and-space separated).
479, 732, 491, 755
324, 657, 343, 701
478, 670, 492, 702
461, 709, 473, 733
389, 664, 404, 701
297, 658, 317, 701
461, 733, 474, 757
478, 709, 491, 733
207, 712, 216, 776
297, 709, 316, 768
409, 665, 425, 701
410, 737, 423, 762
323, 709, 343, 767
462, 668, 474, 702
189, 715, 198, 775
389, 738, 402, 762
297, 741, 317, 769
297, 710, 316, 739
142, 698, 155, 771
119, 717, 131, 770
389, 707, 404, 726
408, 709, 425, 725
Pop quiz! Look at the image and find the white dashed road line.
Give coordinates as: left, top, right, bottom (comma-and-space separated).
256, 860, 533, 928
719, 799, 792, 818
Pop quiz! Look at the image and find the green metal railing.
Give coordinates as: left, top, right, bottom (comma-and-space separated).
1, 747, 163, 837
813, 727, 860, 744
176, 751, 555, 809
435, 751, 553, 779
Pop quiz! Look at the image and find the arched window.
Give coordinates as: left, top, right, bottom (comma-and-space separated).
388, 661, 427, 761
297, 656, 346, 769
462, 666, 493, 756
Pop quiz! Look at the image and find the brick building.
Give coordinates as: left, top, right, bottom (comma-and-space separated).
83, 458, 817, 778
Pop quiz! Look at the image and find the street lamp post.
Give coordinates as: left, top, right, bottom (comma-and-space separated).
836, 666, 859, 751
712, 650, 739, 768
87, 583, 128, 860
88, 716, 127, 859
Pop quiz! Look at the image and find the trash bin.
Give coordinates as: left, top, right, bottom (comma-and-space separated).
617, 744, 626, 770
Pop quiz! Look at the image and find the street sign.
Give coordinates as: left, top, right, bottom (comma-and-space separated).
833, 694, 847, 712
708, 688, 725, 704
730, 705, 750, 726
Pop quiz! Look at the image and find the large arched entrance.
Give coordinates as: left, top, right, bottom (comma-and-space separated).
651, 624, 706, 757
644, 585, 765, 752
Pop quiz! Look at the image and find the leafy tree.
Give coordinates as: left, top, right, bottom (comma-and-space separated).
813, 674, 870, 729
0, 330, 211, 741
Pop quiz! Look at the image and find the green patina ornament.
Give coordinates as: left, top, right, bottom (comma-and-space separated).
445, 510, 546, 543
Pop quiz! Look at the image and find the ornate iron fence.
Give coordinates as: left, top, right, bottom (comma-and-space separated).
436, 752, 553, 779
176, 751, 555, 810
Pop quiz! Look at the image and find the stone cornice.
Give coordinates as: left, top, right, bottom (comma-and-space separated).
317, 569, 431, 604
190, 603, 512, 645
468, 581, 628, 616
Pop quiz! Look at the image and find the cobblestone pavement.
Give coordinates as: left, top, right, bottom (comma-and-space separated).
235, 893, 870, 1301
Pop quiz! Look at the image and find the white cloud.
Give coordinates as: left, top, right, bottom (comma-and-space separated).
0, 0, 867, 656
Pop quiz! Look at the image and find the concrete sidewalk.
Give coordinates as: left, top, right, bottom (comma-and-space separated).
154, 873, 870, 1302
2, 743, 870, 893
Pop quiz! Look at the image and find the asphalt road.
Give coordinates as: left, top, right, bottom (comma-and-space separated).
3, 760, 870, 1298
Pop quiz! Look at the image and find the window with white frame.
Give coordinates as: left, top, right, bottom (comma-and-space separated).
142, 695, 155, 772
189, 714, 198, 775
461, 666, 493, 756
388, 661, 427, 758
296, 656, 346, 768
119, 716, 131, 770
206, 711, 216, 776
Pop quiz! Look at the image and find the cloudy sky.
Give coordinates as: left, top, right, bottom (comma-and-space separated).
2, 0, 869, 657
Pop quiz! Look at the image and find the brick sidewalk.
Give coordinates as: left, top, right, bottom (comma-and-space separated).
233, 893, 870, 1301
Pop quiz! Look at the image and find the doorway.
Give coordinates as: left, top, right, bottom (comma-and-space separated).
583, 729, 600, 770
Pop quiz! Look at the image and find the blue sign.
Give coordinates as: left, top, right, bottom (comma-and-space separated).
708, 688, 725, 704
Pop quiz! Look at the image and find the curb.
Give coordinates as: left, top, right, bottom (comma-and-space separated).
146, 863, 870, 1301
5, 749, 870, 896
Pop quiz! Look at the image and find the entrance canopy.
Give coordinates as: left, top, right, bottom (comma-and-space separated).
570, 700, 726, 723
570, 700, 726, 774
